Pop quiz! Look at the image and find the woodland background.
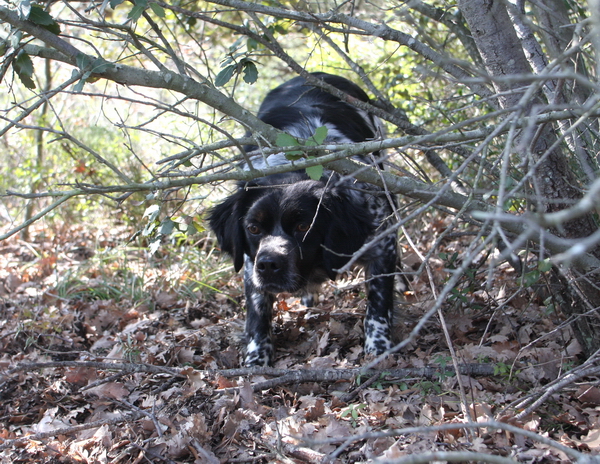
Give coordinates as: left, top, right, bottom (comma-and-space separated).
1, 0, 600, 462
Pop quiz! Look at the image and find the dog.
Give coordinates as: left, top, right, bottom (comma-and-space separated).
208, 73, 397, 366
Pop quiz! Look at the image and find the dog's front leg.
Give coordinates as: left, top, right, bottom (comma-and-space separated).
243, 256, 275, 366
364, 239, 396, 356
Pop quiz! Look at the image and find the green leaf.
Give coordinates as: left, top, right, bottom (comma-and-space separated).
242, 61, 258, 84
128, 5, 145, 21
76, 53, 93, 70
149, 2, 165, 17
247, 37, 259, 51
159, 219, 175, 235
13, 52, 36, 89
143, 221, 156, 237
228, 37, 245, 53
523, 270, 540, 287
538, 259, 552, 272
276, 133, 299, 147
28, 5, 52, 24
143, 204, 160, 221
284, 152, 304, 160
14, 51, 33, 76
128, 0, 148, 21
28, 5, 61, 34
305, 164, 323, 181
72, 77, 86, 93
276, 133, 303, 159
110, 0, 125, 8
89, 57, 113, 73
192, 219, 205, 234
186, 16, 197, 28
71, 69, 85, 93
312, 125, 328, 144
9, 31, 23, 49
73, 56, 113, 91
215, 64, 235, 87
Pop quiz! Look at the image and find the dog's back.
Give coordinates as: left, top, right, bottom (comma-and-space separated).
256, 72, 382, 144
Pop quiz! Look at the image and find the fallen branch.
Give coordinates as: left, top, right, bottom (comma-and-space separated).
5, 360, 496, 392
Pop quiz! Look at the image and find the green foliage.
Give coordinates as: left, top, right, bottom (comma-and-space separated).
73, 55, 114, 92
433, 355, 454, 381
28, 4, 60, 34
275, 126, 328, 180
340, 403, 367, 427
522, 270, 539, 288
493, 361, 520, 382
117, 0, 164, 22
13, 51, 35, 89
215, 38, 259, 87
416, 379, 443, 395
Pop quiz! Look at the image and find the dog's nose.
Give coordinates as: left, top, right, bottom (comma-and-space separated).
256, 257, 281, 276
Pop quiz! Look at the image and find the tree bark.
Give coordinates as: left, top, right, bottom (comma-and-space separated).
458, 0, 600, 357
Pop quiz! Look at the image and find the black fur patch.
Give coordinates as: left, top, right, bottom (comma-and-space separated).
209, 73, 397, 366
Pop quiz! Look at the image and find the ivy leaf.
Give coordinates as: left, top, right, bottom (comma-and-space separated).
242, 60, 258, 84
305, 164, 323, 181
215, 64, 235, 87
13, 52, 36, 89
29, 5, 61, 34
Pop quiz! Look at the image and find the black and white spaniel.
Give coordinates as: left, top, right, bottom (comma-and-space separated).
208, 73, 397, 366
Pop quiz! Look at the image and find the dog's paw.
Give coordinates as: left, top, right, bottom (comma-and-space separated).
364, 317, 392, 355
244, 338, 274, 367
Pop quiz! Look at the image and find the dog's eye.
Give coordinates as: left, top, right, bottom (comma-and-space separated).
296, 223, 310, 233
247, 224, 261, 235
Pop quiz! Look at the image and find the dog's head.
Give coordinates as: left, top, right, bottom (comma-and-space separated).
208, 174, 375, 293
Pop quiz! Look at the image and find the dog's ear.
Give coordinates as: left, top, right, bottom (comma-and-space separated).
208, 188, 252, 272
322, 191, 374, 280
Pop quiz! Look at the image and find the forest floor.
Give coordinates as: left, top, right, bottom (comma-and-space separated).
0, 218, 599, 463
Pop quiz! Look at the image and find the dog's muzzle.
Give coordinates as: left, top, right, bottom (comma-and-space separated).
252, 236, 299, 293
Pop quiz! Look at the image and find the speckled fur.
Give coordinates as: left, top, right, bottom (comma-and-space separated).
208, 73, 397, 366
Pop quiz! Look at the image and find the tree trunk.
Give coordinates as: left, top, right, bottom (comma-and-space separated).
457, 0, 600, 357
